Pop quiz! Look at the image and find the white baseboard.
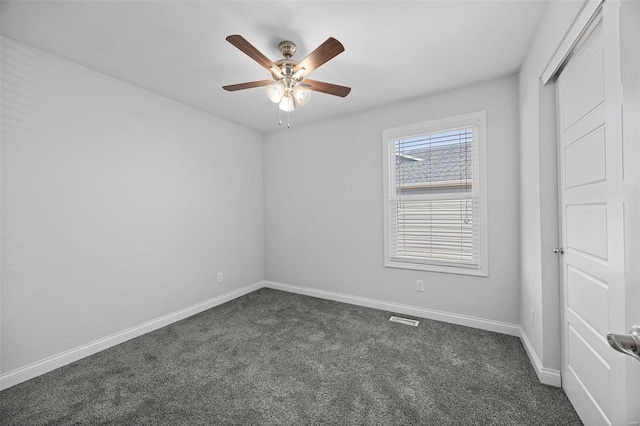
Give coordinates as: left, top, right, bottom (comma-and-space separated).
264, 280, 521, 337
1, 280, 556, 391
519, 327, 562, 387
0, 281, 263, 390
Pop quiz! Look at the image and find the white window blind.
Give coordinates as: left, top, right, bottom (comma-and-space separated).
383, 112, 487, 275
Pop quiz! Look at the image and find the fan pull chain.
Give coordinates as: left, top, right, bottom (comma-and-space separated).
275, 102, 291, 128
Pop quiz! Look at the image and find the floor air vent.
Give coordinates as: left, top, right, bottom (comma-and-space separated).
389, 316, 419, 326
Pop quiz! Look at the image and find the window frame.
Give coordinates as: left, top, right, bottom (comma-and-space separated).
382, 111, 489, 276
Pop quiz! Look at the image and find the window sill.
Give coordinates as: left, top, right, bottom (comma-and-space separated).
384, 260, 489, 277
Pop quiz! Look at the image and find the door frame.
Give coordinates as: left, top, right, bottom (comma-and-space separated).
541, 0, 604, 85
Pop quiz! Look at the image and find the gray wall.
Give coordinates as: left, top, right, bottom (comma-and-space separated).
620, 0, 640, 417
1, 38, 264, 373
517, 0, 585, 372
264, 74, 521, 325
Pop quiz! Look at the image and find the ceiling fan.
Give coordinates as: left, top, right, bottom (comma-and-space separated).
222, 35, 351, 125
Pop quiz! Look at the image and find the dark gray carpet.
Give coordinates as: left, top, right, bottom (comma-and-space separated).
1, 288, 581, 425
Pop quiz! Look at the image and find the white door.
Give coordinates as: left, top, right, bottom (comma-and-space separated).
556, 9, 628, 426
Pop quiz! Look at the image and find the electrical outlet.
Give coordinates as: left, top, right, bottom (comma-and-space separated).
217, 272, 223, 283
416, 280, 424, 292
530, 308, 535, 328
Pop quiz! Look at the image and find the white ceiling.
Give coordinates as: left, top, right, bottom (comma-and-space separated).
1, 0, 547, 133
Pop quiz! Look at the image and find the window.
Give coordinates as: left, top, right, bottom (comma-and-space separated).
382, 111, 488, 276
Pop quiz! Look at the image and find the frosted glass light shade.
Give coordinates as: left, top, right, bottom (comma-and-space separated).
293, 85, 311, 105
266, 83, 284, 103
279, 94, 295, 112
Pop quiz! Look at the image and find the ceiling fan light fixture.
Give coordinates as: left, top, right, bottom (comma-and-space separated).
293, 85, 311, 106
279, 93, 295, 112
266, 83, 285, 103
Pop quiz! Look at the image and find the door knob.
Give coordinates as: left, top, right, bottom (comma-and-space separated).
607, 326, 640, 362
553, 248, 564, 254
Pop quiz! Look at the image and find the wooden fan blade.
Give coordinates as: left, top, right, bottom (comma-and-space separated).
293, 37, 344, 77
223, 80, 273, 91
226, 35, 283, 78
304, 79, 351, 97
